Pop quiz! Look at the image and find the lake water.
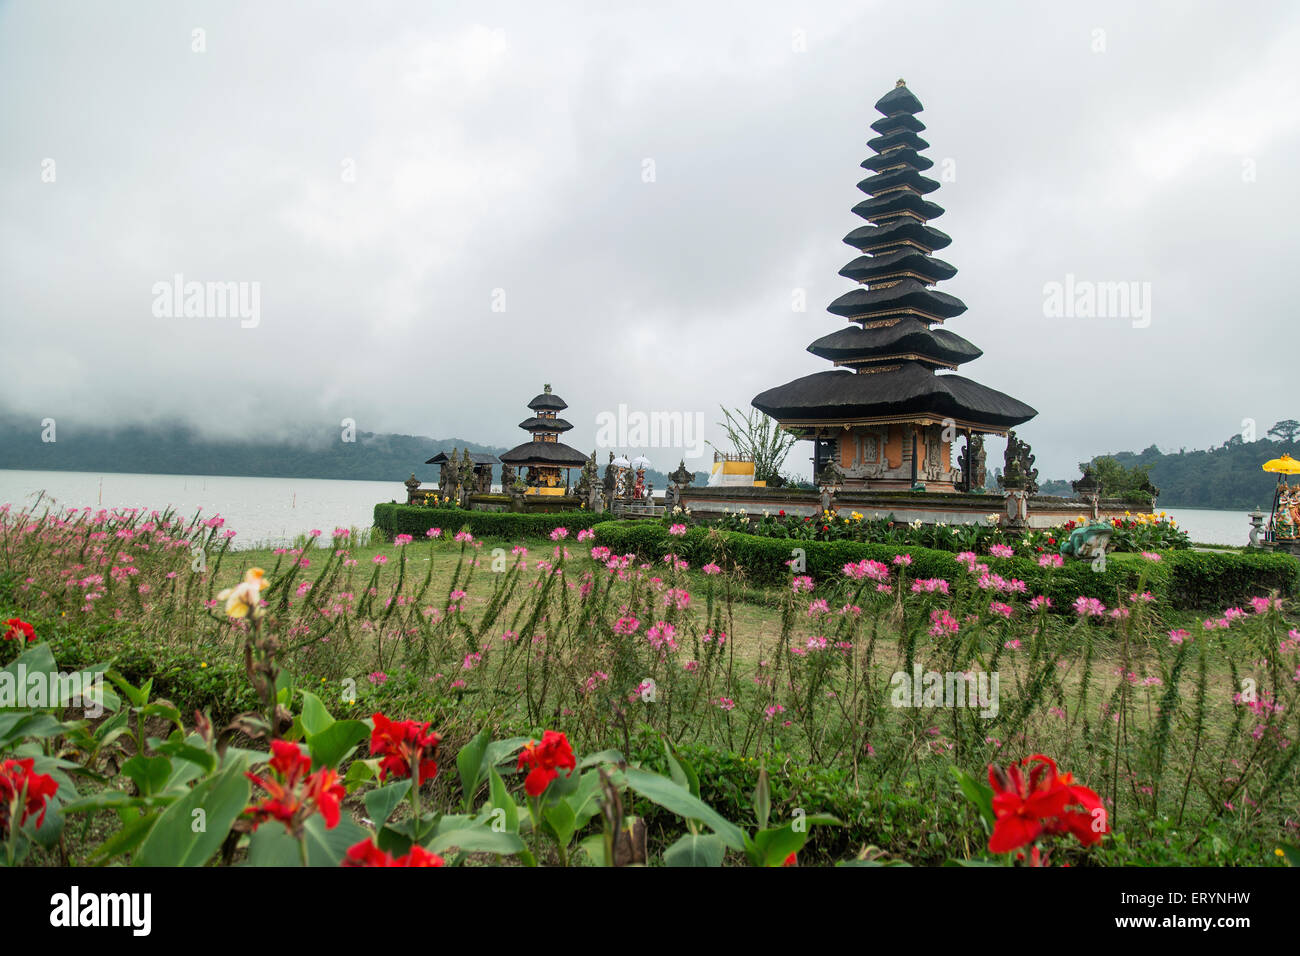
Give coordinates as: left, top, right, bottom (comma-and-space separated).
0, 469, 1257, 548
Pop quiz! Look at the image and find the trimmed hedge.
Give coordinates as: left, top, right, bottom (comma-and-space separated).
591, 520, 1299, 611
373, 503, 605, 541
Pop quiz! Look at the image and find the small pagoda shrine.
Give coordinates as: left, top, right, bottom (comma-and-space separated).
500, 384, 589, 494
752, 80, 1036, 491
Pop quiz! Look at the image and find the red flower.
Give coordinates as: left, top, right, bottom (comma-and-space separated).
0, 757, 59, 835
1047, 537, 1056, 545
778, 510, 786, 516
782, 852, 797, 867
245, 740, 346, 833
343, 838, 445, 867
370, 713, 441, 784
3, 619, 35, 643
517, 730, 577, 797
988, 754, 1105, 860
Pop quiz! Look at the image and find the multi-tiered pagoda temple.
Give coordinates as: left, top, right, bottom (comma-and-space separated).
752, 80, 1036, 492
500, 384, 589, 494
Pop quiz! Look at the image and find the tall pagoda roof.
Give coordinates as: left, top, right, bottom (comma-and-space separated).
750, 80, 1036, 436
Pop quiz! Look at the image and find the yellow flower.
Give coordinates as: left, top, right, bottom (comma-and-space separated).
200, 662, 208, 669
216, 567, 269, 619
1276, 848, 1285, 858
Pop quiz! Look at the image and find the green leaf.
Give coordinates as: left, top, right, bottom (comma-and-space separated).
488, 767, 519, 833
306, 719, 368, 769
364, 779, 412, 827
427, 826, 525, 857
1280, 843, 1300, 867
90, 810, 159, 864
578, 748, 624, 770
456, 728, 491, 811
543, 799, 577, 848
298, 691, 334, 736
245, 814, 367, 867
133, 762, 250, 866
577, 832, 608, 867
107, 671, 152, 709
952, 766, 995, 831
621, 767, 744, 850
121, 755, 172, 797
663, 832, 726, 867
751, 823, 806, 867
753, 768, 771, 832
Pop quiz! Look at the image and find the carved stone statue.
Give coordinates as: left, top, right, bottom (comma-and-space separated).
441, 449, 461, 498
923, 426, 946, 482
998, 431, 1039, 495
957, 434, 986, 492
602, 452, 617, 499
404, 473, 422, 504
817, 459, 845, 489
500, 463, 516, 489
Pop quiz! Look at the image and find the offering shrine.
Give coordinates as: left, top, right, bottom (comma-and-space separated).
500, 384, 590, 494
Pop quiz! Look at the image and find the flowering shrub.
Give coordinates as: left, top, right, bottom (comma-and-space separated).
0, 500, 1297, 867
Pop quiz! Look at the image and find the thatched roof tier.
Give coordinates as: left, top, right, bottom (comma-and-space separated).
828, 278, 967, 322
518, 417, 574, 432
753, 364, 1036, 432
500, 441, 589, 468
807, 320, 982, 367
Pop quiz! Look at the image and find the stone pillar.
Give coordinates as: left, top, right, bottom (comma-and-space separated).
1248, 509, 1265, 548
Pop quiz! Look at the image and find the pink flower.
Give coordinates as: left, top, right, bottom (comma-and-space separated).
989, 544, 1015, 558
1140, 551, 1162, 562
613, 616, 640, 635
577, 529, 595, 542
929, 609, 959, 636
426, 527, 442, 538
702, 562, 721, 575
910, 578, 950, 595
1038, 553, 1064, 569
549, 527, 569, 541
1250, 595, 1283, 614
1028, 595, 1053, 611
646, 621, 678, 652
792, 576, 815, 593
989, 601, 1013, 619
394, 534, 413, 546
668, 524, 687, 536
892, 554, 912, 567
843, 560, 889, 582
454, 531, 474, 543
716, 697, 735, 712
1073, 596, 1106, 617
373, 554, 388, 565
1168, 629, 1191, 645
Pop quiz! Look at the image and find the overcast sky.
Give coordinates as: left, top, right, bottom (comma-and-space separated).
1, 0, 1297, 480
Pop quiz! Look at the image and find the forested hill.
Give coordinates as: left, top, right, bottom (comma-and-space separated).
1097, 439, 1295, 511
0, 418, 697, 489
1033, 428, 1298, 511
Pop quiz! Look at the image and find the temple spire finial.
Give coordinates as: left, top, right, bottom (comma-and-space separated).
896, 77, 906, 88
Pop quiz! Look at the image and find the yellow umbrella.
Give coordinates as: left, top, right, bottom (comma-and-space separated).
1263, 454, 1300, 475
